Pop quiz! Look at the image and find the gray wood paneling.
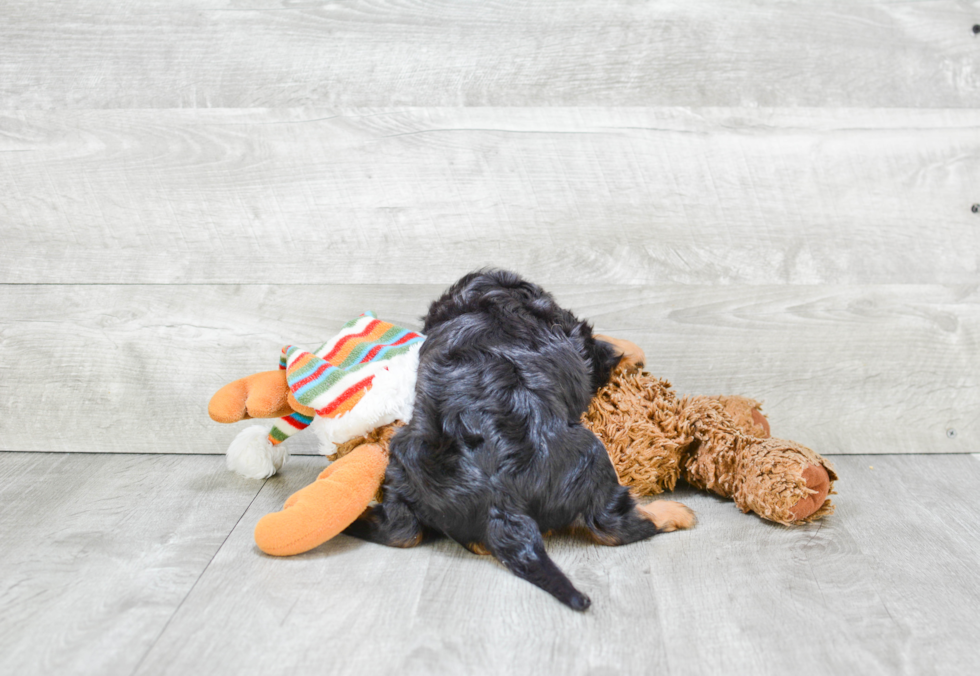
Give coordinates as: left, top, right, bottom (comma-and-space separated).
2, 1, 978, 109
0, 452, 262, 676
0, 283, 436, 456
2, 107, 977, 285
1, 283, 975, 455
563, 284, 980, 455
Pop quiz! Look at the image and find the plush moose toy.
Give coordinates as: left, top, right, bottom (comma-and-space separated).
209, 319, 835, 557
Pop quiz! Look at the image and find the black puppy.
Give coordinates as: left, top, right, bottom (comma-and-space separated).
345, 270, 665, 610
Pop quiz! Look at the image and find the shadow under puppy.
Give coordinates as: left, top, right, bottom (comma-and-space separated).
345, 270, 693, 610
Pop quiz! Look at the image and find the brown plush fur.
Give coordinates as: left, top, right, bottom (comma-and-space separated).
713, 395, 770, 439
582, 363, 836, 526
332, 421, 402, 462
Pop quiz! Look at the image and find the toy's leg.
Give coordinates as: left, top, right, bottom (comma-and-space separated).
681, 397, 836, 525
209, 370, 314, 423
583, 365, 688, 496
253, 442, 388, 556
710, 399, 832, 520
711, 395, 770, 439
733, 438, 835, 524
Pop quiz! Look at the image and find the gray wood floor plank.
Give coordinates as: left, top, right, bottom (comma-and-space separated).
641, 454, 980, 676
133, 456, 676, 676
2, 107, 977, 285
120, 454, 980, 676
131, 456, 444, 676
832, 455, 980, 675
2, 453, 977, 676
2, 1, 977, 108
1, 284, 974, 455
0, 285, 980, 454
0, 452, 262, 676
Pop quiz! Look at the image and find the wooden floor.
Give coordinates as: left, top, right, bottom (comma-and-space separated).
2, 451, 979, 676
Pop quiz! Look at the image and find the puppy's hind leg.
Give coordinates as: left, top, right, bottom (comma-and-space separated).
584, 482, 663, 545
485, 509, 591, 611
343, 497, 431, 549
577, 432, 694, 544
637, 500, 697, 533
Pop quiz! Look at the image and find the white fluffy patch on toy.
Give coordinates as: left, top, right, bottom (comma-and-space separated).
227, 424, 289, 479
310, 342, 420, 457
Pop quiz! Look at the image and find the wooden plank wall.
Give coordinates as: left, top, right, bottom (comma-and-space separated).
1, 1, 977, 455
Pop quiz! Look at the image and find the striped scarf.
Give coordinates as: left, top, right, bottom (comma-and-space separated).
268, 313, 424, 446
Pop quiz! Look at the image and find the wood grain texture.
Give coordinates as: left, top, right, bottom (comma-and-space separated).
0, 452, 262, 676
633, 454, 980, 676
0, 283, 437, 456
2, 455, 978, 675
122, 454, 980, 676
0, 283, 975, 455
557, 284, 980, 456
132, 455, 675, 676
2, 107, 977, 285
2, 0, 979, 109
832, 454, 980, 675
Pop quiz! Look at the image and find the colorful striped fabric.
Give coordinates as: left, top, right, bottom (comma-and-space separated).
267, 313, 425, 446
268, 411, 315, 445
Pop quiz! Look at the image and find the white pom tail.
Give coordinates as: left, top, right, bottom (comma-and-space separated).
225, 425, 289, 479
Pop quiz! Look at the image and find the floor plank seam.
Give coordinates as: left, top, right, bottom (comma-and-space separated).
127, 476, 267, 676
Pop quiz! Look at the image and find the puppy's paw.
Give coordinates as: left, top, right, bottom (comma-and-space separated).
638, 500, 696, 532
466, 542, 491, 556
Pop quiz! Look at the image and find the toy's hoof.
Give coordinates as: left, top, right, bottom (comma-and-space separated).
750, 408, 771, 438
711, 396, 770, 439
788, 464, 831, 521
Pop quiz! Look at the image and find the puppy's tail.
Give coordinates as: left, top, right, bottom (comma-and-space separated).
485, 509, 590, 611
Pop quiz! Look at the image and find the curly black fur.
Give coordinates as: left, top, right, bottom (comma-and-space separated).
344, 270, 661, 610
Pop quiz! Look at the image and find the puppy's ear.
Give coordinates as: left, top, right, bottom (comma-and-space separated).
587, 334, 622, 393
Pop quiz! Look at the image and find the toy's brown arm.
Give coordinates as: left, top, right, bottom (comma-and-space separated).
254, 442, 389, 556
681, 395, 835, 525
